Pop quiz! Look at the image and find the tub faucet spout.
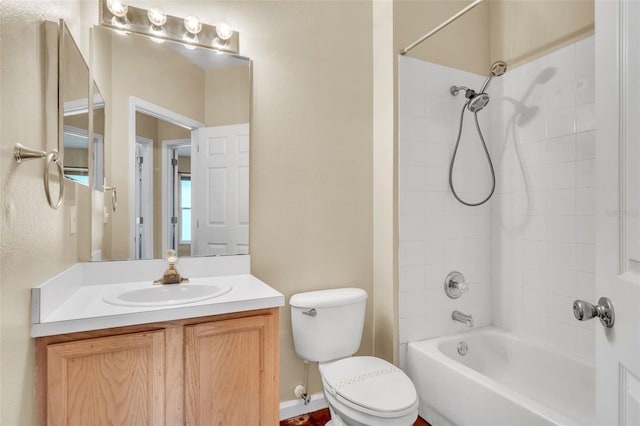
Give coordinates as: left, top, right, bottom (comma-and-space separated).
452, 310, 474, 327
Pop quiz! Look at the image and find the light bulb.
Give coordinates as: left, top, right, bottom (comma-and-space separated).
147, 7, 167, 27
111, 16, 129, 29
184, 16, 202, 35
215, 22, 233, 41
106, 0, 128, 18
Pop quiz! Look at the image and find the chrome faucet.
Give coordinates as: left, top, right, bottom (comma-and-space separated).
452, 310, 474, 327
154, 250, 189, 285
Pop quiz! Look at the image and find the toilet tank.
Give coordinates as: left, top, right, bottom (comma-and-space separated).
290, 288, 367, 363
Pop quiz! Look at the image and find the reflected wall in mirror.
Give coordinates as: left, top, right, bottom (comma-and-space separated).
92, 84, 105, 190
61, 22, 90, 185
92, 25, 251, 261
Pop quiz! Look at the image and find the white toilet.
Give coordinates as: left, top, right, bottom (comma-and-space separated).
290, 288, 418, 426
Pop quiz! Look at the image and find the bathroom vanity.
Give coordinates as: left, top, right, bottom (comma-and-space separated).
32, 256, 283, 425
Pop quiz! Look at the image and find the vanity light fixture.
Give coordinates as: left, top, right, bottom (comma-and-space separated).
147, 7, 167, 33
106, 0, 127, 17
106, 0, 128, 27
183, 16, 202, 43
215, 22, 233, 43
184, 16, 202, 36
100, 0, 240, 53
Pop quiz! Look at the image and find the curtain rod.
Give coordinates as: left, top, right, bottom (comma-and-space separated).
400, 0, 485, 56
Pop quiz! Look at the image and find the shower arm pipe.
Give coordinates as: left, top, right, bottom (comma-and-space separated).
478, 74, 493, 94
400, 0, 485, 55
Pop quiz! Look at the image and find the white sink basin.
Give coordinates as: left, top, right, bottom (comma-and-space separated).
103, 283, 232, 307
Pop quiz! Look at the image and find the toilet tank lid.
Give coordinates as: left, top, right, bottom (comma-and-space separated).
290, 288, 367, 308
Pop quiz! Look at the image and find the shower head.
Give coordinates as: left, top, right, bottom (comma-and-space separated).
450, 60, 507, 112
468, 93, 490, 112
479, 60, 508, 94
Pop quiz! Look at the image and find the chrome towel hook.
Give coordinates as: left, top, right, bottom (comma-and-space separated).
14, 143, 65, 209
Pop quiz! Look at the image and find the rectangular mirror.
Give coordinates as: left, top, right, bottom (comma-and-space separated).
92, 25, 251, 261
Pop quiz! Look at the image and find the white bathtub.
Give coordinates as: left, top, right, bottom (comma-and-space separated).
407, 327, 595, 426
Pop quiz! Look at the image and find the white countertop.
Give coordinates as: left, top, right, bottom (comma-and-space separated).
31, 256, 284, 337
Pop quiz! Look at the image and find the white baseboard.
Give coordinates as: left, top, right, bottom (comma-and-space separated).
279, 392, 328, 421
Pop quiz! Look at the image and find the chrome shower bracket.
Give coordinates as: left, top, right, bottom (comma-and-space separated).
450, 85, 469, 96
445, 271, 469, 299
14, 143, 65, 209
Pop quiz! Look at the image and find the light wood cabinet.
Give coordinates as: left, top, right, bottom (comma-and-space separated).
36, 308, 279, 426
46, 331, 165, 425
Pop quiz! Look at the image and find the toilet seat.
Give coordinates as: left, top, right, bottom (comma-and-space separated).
321, 356, 418, 418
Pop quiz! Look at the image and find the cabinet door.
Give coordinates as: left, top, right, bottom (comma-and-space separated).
184, 313, 278, 425
47, 330, 165, 425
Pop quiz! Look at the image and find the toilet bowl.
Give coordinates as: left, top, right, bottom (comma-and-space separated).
320, 356, 418, 426
290, 288, 418, 425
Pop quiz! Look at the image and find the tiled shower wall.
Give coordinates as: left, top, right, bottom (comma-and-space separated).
490, 36, 596, 361
398, 35, 596, 366
398, 57, 493, 368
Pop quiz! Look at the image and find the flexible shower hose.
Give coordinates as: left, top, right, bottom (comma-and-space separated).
448, 101, 496, 207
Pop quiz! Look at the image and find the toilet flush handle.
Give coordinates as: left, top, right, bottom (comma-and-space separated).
302, 308, 317, 317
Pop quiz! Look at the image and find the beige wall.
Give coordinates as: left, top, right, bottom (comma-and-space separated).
205, 65, 251, 127
490, 0, 594, 68
153, 0, 375, 400
0, 1, 97, 424
64, 111, 89, 130
395, 0, 594, 73
394, 0, 491, 74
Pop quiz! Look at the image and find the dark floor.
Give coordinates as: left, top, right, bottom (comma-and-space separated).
280, 408, 431, 426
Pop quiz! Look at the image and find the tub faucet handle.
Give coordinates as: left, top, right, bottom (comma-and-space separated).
445, 271, 468, 299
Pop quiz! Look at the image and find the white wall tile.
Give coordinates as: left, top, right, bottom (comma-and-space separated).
399, 266, 425, 293
490, 36, 596, 361
575, 215, 596, 244
546, 107, 576, 138
399, 215, 426, 241
575, 74, 595, 105
576, 188, 595, 215
399, 191, 427, 216
576, 131, 596, 160
576, 159, 596, 188
398, 58, 493, 342
398, 37, 595, 362
576, 102, 595, 132
547, 135, 576, 163
399, 89, 426, 117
